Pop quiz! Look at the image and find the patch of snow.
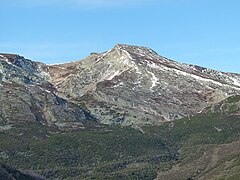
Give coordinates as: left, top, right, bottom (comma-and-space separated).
158, 65, 225, 87
47, 63, 63, 66
4, 58, 13, 65
122, 49, 134, 60
135, 66, 142, 74
45, 89, 51, 93
160, 114, 171, 121
113, 82, 123, 88
147, 62, 159, 69
122, 58, 132, 66
229, 77, 240, 87
143, 100, 148, 104
107, 70, 121, 80
139, 53, 146, 57
149, 71, 159, 91
197, 107, 205, 114
134, 80, 141, 85
95, 49, 111, 63
173, 69, 224, 86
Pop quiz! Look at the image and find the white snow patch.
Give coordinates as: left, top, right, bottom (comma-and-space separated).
4, 58, 12, 65
47, 63, 65, 66
107, 70, 121, 80
147, 62, 159, 69
143, 100, 148, 104
135, 66, 142, 74
113, 82, 123, 88
197, 107, 205, 114
229, 77, 240, 87
139, 53, 146, 57
95, 49, 111, 63
149, 71, 158, 91
157, 65, 225, 87
160, 114, 171, 121
134, 80, 141, 85
122, 49, 134, 60
123, 58, 132, 66
173, 68, 224, 86
45, 89, 51, 93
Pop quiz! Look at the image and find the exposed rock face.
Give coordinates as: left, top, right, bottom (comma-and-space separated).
48, 44, 240, 125
1, 45, 240, 126
0, 54, 50, 86
204, 95, 240, 115
0, 54, 95, 130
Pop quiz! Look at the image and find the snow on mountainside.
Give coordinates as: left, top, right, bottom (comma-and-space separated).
47, 44, 240, 125
1, 45, 240, 126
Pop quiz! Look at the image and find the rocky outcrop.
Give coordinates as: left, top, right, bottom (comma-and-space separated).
0, 54, 96, 130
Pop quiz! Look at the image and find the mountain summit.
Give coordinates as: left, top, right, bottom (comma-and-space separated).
1, 45, 240, 126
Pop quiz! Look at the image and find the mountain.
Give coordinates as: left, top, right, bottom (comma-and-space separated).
0, 45, 240, 179
48, 44, 240, 125
1, 45, 240, 127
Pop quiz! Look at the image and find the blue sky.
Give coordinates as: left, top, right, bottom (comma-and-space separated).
0, 0, 240, 73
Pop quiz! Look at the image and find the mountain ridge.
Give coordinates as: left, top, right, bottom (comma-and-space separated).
1, 44, 240, 126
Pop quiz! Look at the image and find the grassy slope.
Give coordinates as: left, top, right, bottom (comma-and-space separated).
0, 96, 240, 179
0, 123, 178, 179
145, 114, 240, 180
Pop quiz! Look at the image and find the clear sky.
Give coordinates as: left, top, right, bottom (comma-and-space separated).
0, 0, 240, 73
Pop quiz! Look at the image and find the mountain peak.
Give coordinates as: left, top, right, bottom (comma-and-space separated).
112, 44, 158, 57
114, 43, 149, 49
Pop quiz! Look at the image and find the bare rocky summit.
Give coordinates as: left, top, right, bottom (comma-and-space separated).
47, 44, 240, 125
1, 44, 240, 127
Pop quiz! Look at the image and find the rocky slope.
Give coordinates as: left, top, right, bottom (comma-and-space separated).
1, 45, 240, 126
48, 44, 240, 125
0, 54, 96, 131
